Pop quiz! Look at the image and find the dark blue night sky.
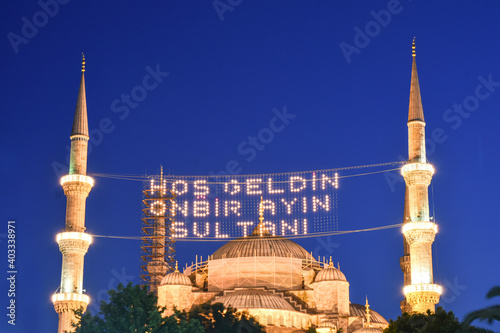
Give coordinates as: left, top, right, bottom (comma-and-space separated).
1, 1, 500, 332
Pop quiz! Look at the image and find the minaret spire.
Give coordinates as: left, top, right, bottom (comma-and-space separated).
53, 56, 94, 333
408, 39, 425, 124
71, 53, 89, 138
400, 41, 442, 313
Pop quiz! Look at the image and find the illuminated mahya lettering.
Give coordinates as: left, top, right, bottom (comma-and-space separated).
173, 222, 188, 238
263, 221, 276, 236
144, 171, 339, 238
193, 179, 209, 196
246, 178, 263, 195
267, 177, 284, 194
150, 200, 166, 216
281, 198, 298, 214
171, 180, 188, 195
173, 201, 189, 216
312, 195, 330, 212
261, 200, 276, 215
224, 200, 241, 216
193, 200, 210, 217
281, 219, 308, 235
215, 222, 229, 238
224, 179, 241, 195
289, 176, 306, 192
237, 221, 254, 237
215, 198, 220, 217
321, 173, 339, 190
150, 178, 166, 195
193, 222, 210, 237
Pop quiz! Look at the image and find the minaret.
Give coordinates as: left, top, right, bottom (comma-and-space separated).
52, 54, 94, 333
400, 40, 442, 313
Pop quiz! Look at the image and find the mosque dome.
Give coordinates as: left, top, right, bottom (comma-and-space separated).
160, 264, 191, 286
349, 303, 388, 325
315, 260, 347, 282
216, 289, 295, 311
212, 222, 315, 261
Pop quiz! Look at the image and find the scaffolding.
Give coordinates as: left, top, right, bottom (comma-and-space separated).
140, 170, 176, 294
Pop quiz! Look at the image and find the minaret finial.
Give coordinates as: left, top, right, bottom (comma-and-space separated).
175, 261, 179, 272
81, 52, 86, 72
412, 38, 416, 58
365, 295, 371, 327
258, 196, 264, 236
329, 256, 333, 267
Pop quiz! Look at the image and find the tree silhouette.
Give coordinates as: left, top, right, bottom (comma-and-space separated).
71, 282, 203, 333
384, 306, 493, 333
463, 286, 500, 329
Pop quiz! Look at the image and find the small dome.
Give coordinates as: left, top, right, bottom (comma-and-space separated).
315, 262, 347, 282
160, 270, 191, 286
216, 289, 295, 311
349, 303, 388, 325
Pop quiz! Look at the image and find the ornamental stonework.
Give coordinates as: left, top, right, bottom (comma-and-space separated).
62, 182, 92, 197
403, 170, 433, 187
404, 228, 436, 245
58, 239, 91, 255
406, 290, 440, 309
53, 300, 88, 313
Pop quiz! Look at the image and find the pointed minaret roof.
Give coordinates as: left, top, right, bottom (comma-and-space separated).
71, 53, 89, 137
408, 39, 425, 123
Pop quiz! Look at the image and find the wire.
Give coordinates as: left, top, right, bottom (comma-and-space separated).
89, 161, 406, 183
90, 223, 402, 242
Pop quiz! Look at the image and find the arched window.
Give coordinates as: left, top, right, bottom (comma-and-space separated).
267, 314, 273, 325
254, 315, 259, 323
279, 315, 284, 326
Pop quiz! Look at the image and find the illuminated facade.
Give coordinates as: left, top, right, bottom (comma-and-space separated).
400, 41, 442, 313
52, 56, 93, 333
157, 203, 388, 332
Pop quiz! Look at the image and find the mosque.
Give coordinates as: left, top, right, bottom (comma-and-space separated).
157, 206, 389, 332
52, 41, 442, 333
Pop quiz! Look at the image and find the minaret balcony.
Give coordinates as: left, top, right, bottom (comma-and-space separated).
404, 283, 442, 295
56, 232, 92, 254
60, 174, 94, 187
52, 292, 90, 313
403, 283, 442, 310
402, 222, 437, 244
401, 162, 434, 175
52, 292, 90, 304
401, 163, 434, 186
